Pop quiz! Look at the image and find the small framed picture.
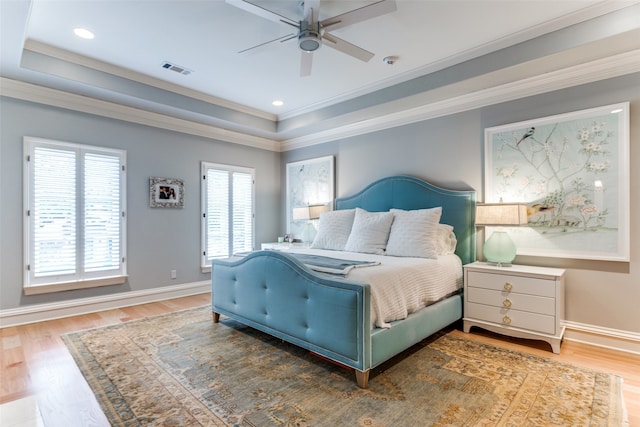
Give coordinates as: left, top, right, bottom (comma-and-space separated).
150, 177, 184, 208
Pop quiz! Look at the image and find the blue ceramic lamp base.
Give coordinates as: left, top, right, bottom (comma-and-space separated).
483, 231, 517, 267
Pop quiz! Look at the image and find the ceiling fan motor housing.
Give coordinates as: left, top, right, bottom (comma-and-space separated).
298, 20, 321, 52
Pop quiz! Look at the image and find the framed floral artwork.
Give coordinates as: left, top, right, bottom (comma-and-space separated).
150, 177, 184, 208
484, 102, 629, 261
286, 156, 334, 240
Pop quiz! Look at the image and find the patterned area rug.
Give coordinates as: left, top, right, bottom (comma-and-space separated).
62, 306, 627, 426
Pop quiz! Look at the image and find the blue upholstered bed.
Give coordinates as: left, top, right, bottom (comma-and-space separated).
212, 175, 476, 388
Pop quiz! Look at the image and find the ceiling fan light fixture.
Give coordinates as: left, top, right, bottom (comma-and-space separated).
299, 35, 320, 52
298, 20, 321, 52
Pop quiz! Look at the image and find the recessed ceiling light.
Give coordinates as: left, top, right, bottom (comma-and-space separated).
272, 100, 284, 107
73, 28, 94, 39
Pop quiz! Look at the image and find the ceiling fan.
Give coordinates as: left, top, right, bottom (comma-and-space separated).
226, 0, 397, 76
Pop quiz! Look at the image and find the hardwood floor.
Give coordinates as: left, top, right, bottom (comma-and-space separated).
1, 293, 638, 426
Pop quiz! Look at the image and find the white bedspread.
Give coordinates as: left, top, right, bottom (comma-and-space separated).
267, 247, 463, 329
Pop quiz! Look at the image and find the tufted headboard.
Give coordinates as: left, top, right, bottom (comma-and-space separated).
335, 175, 476, 265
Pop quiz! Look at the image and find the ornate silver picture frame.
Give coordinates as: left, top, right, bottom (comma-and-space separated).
150, 177, 184, 208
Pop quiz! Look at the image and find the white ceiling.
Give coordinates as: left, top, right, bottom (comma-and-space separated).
1, 0, 639, 145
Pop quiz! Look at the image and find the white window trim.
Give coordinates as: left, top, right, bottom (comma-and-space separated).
201, 161, 255, 272
23, 136, 127, 294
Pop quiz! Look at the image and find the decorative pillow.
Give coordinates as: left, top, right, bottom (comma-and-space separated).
385, 207, 443, 258
344, 208, 395, 255
310, 209, 355, 251
435, 223, 457, 255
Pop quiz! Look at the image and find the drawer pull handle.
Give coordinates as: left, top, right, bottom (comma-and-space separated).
502, 315, 512, 325
503, 299, 512, 308
503, 282, 513, 292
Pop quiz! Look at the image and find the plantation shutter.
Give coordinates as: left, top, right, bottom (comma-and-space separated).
84, 152, 122, 272
32, 146, 77, 277
25, 137, 127, 291
202, 162, 254, 266
206, 169, 230, 259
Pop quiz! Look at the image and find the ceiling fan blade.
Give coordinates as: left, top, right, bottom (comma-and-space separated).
238, 33, 297, 54
300, 51, 313, 77
321, 0, 397, 32
225, 0, 297, 27
322, 33, 374, 62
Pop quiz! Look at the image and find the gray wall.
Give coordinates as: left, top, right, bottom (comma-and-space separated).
283, 73, 640, 334
0, 97, 281, 310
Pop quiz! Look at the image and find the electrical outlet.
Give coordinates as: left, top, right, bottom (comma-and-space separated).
171, 270, 177, 279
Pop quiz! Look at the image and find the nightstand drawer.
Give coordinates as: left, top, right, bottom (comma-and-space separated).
466, 287, 555, 315
467, 271, 555, 297
466, 302, 556, 335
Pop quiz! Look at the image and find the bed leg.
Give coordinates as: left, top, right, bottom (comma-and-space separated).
212, 312, 220, 323
355, 370, 370, 389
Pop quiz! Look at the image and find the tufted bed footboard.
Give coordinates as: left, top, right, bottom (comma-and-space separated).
212, 250, 464, 388
212, 250, 373, 387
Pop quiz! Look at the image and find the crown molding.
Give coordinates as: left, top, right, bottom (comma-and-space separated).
3, 48, 639, 153
280, 49, 640, 151
23, 39, 276, 122
277, 0, 640, 121
0, 77, 281, 152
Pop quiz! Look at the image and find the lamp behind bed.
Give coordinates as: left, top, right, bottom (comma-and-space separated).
293, 204, 330, 244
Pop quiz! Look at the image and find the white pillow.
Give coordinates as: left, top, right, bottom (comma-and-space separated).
435, 223, 457, 255
385, 207, 443, 258
310, 209, 355, 251
344, 208, 395, 255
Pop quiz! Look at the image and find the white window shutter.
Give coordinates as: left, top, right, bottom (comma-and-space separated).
232, 172, 253, 254
206, 169, 230, 259
24, 137, 127, 289
202, 162, 254, 266
84, 152, 122, 272
32, 146, 77, 278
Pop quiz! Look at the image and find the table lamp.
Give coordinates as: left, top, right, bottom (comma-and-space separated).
475, 203, 528, 266
293, 204, 329, 244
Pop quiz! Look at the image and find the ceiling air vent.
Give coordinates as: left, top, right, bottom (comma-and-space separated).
161, 62, 192, 76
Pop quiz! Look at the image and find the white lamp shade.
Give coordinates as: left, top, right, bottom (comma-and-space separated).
308, 204, 329, 220
293, 204, 329, 221
475, 203, 528, 226
293, 207, 310, 220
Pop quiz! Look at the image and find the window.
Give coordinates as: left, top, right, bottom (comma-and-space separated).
23, 137, 127, 294
201, 162, 254, 269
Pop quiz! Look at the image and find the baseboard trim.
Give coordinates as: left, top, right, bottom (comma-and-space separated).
0, 281, 211, 328
2, 291, 639, 356
563, 320, 640, 355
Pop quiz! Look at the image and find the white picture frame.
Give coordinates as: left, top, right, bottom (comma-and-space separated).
484, 102, 630, 261
286, 156, 334, 240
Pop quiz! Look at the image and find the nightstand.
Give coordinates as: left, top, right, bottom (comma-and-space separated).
463, 262, 566, 354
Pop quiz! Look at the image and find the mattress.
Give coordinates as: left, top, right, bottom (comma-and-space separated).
266, 247, 463, 329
